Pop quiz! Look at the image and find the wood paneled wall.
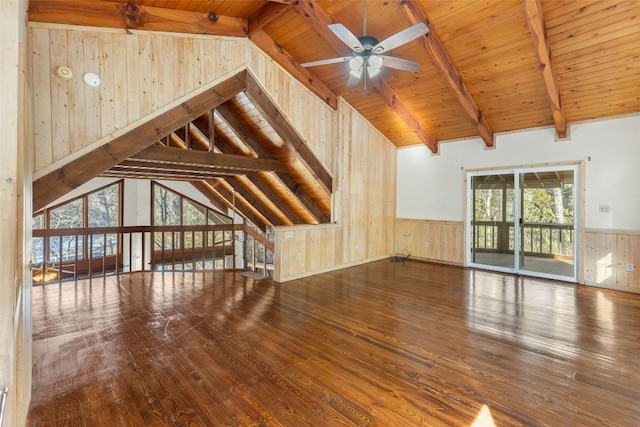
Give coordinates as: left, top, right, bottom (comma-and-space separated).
395, 219, 465, 266
584, 229, 640, 293
30, 24, 335, 176
1, 0, 31, 425
30, 23, 384, 283
273, 100, 396, 282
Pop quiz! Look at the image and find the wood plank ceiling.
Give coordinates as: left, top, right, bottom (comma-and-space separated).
28, 0, 640, 230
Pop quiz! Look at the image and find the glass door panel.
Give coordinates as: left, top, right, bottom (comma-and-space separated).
470, 173, 515, 271
519, 170, 576, 279
468, 166, 578, 282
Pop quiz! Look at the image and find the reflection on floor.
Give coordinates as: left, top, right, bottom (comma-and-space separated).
27, 261, 640, 425
473, 252, 574, 278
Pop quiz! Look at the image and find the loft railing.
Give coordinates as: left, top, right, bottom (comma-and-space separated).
31, 224, 274, 283
473, 221, 574, 257
244, 227, 274, 277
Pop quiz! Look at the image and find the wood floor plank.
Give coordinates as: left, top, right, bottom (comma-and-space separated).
27, 262, 640, 425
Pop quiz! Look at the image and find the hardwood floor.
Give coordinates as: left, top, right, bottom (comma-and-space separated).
27, 261, 640, 426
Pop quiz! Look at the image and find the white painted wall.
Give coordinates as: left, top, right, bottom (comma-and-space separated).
397, 115, 640, 230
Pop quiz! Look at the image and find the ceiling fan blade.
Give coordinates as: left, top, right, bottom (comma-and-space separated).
379, 55, 421, 72
301, 57, 351, 67
329, 23, 365, 52
372, 22, 429, 54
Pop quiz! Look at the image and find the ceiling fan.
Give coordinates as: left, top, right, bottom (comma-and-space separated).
301, 1, 429, 87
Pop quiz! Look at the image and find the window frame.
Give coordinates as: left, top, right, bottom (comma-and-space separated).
33, 180, 124, 264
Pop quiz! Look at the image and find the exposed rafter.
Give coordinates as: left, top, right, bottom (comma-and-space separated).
244, 73, 333, 194
295, 0, 438, 151
28, 0, 248, 37
207, 178, 270, 232
248, 2, 292, 34
131, 145, 287, 174
102, 162, 242, 181
33, 70, 247, 212
224, 176, 288, 227
249, 30, 339, 110
192, 115, 309, 225
369, 78, 438, 153
129, 120, 297, 229
190, 180, 235, 215
398, 0, 494, 148
522, 0, 568, 139
214, 103, 329, 223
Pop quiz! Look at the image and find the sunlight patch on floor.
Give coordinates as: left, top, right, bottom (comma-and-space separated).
470, 405, 496, 427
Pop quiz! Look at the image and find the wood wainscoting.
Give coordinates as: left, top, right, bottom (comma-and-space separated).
27, 262, 640, 425
584, 228, 640, 293
395, 221, 640, 295
395, 218, 465, 265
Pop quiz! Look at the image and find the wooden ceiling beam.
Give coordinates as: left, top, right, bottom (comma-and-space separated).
244, 73, 333, 193
294, 0, 348, 55
33, 70, 246, 212
248, 2, 292, 34
249, 30, 338, 109
159, 123, 285, 227
207, 179, 270, 232
104, 160, 248, 181
398, 0, 494, 148
131, 145, 288, 173
28, 0, 248, 37
224, 176, 286, 227
523, 0, 568, 139
295, 0, 438, 151
173, 125, 208, 151
190, 180, 235, 216
370, 79, 439, 153
196, 116, 308, 224
101, 165, 240, 181
213, 103, 328, 223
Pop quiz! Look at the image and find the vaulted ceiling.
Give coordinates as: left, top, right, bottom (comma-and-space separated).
28, 0, 640, 229
31, 70, 332, 231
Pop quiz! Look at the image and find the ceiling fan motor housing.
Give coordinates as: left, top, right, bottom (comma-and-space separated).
357, 35, 379, 53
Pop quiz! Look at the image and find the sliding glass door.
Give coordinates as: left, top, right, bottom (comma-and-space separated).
468, 166, 578, 281
469, 173, 515, 272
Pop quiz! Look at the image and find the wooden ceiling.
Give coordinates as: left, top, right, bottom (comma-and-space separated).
31, 70, 333, 230
28, 0, 640, 229
28, 0, 640, 149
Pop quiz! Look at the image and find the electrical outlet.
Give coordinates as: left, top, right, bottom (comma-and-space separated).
424, 241, 429, 248
627, 263, 636, 272
599, 205, 610, 213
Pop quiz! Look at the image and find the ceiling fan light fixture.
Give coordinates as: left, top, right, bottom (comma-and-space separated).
302, 3, 429, 87
367, 55, 383, 78
349, 56, 364, 78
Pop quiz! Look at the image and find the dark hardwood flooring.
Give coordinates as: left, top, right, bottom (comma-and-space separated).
27, 261, 640, 426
